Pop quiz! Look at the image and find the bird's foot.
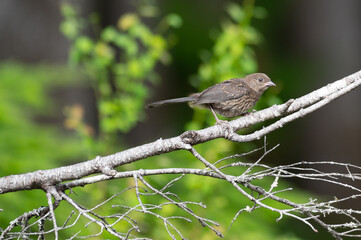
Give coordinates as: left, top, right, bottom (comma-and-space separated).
215, 119, 229, 125
215, 119, 234, 138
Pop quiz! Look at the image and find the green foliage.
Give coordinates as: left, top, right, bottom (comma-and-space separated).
196, 2, 261, 88
0, 62, 90, 226
60, 3, 181, 134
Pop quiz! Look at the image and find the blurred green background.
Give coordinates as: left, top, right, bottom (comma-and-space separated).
0, 0, 360, 239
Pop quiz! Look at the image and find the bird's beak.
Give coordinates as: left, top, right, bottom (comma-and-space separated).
266, 81, 276, 87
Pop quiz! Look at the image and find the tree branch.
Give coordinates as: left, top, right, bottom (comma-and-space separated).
0, 70, 360, 194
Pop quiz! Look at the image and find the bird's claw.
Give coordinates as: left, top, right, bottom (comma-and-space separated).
215, 119, 229, 125
215, 119, 234, 138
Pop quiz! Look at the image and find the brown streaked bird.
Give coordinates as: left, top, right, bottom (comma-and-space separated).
147, 73, 276, 123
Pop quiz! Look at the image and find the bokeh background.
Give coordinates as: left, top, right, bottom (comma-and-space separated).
0, 0, 360, 239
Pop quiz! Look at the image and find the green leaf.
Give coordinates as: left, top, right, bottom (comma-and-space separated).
114, 35, 138, 56
118, 13, 139, 31
60, 3, 77, 18
101, 27, 119, 42
60, 20, 79, 39
94, 42, 114, 66
226, 3, 245, 22
254, 7, 268, 19
166, 14, 183, 28
75, 36, 94, 54
127, 60, 142, 78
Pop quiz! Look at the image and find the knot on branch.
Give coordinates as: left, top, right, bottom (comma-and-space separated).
101, 166, 118, 177
346, 76, 356, 84
32, 170, 60, 191
180, 130, 202, 145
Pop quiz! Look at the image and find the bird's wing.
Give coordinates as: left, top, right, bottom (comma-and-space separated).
195, 79, 251, 104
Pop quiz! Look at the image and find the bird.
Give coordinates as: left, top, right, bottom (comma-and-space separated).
147, 73, 276, 124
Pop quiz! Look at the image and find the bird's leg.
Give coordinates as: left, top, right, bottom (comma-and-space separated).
209, 106, 234, 138
209, 106, 228, 125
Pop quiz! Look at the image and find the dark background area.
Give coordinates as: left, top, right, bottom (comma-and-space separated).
0, 0, 360, 238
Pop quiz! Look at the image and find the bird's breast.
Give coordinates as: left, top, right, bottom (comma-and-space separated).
211, 97, 257, 118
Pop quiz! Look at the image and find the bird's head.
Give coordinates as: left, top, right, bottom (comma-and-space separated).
245, 73, 276, 93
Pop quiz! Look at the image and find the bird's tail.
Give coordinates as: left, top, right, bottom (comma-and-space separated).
147, 96, 197, 108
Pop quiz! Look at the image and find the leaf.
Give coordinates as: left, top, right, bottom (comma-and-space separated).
166, 14, 183, 28
75, 36, 94, 54
226, 3, 245, 22
118, 13, 139, 31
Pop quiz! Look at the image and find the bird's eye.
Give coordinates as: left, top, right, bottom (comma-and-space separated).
258, 77, 264, 82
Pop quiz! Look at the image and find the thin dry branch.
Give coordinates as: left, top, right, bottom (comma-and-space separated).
3, 148, 361, 239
